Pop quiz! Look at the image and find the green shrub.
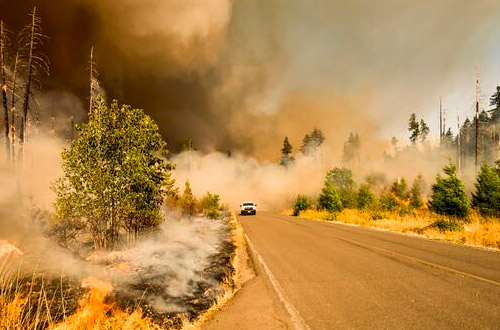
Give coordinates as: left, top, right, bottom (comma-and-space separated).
326, 167, 357, 208
319, 180, 343, 212
472, 164, 500, 218
430, 217, 464, 232
410, 174, 425, 209
429, 164, 469, 218
293, 195, 311, 216
357, 184, 376, 210
199, 192, 223, 219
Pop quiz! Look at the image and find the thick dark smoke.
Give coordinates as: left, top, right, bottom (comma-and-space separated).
1, 0, 500, 157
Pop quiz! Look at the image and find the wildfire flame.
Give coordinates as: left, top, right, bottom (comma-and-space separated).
0, 240, 23, 259
49, 277, 161, 330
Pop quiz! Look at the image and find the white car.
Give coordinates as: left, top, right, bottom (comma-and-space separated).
240, 202, 257, 215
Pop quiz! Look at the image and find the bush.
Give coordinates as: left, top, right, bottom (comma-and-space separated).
318, 181, 343, 212
410, 174, 425, 209
357, 184, 376, 210
199, 192, 223, 219
293, 195, 311, 216
431, 217, 464, 232
326, 167, 357, 208
472, 164, 500, 218
180, 181, 197, 216
429, 164, 469, 218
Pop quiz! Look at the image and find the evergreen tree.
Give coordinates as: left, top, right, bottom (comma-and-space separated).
300, 128, 325, 156
429, 163, 469, 217
52, 97, 173, 249
326, 167, 356, 208
390, 178, 409, 200
408, 113, 420, 145
343, 133, 360, 163
391, 136, 399, 155
410, 174, 425, 208
180, 181, 197, 216
318, 180, 342, 212
419, 119, 430, 142
181, 136, 196, 152
472, 164, 500, 217
280, 136, 294, 166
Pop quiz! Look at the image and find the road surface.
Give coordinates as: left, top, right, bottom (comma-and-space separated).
239, 212, 500, 330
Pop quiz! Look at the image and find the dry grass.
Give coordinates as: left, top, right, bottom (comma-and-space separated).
298, 208, 500, 250
0, 213, 246, 330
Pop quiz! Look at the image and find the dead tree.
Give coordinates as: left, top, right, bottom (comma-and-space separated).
0, 21, 10, 157
18, 7, 48, 145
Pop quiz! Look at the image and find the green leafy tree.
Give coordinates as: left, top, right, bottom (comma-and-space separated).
293, 194, 311, 216
472, 164, 500, 217
280, 136, 294, 166
408, 113, 420, 145
410, 174, 425, 209
52, 97, 173, 249
429, 164, 469, 217
318, 180, 342, 212
180, 181, 197, 216
326, 167, 357, 208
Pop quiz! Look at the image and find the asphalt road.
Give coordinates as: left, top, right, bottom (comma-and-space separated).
240, 212, 500, 330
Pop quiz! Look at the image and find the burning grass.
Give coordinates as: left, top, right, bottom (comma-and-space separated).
296, 208, 500, 249
0, 213, 242, 329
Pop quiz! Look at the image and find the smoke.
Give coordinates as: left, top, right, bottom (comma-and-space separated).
2, 0, 500, 155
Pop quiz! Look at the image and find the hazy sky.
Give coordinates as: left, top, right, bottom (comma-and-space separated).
2, 0, 500, 156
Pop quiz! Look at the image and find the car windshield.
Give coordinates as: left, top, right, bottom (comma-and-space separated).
243, 203, 254, 206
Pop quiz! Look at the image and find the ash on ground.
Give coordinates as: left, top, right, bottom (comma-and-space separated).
88, 214, 235, 322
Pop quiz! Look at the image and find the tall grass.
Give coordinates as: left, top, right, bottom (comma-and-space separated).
296, 208, 500, 249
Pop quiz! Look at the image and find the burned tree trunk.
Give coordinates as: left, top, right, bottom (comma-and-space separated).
19, 7, 48, 145
0, 21, 9, 157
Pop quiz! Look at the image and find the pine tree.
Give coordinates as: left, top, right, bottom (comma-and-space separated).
410, 174, 425, 208
429, 163, 469, 217
357, 184, 375, 210
280, 136, 294, 166
408, 113, 420, 145
180, 181, 197, 216
472, 164, 500, 217
318, 180, 342, 212
419, 119, 430, 142
342, 132, 360, 163
300, 128, 324, 156
390, 178, 409, 200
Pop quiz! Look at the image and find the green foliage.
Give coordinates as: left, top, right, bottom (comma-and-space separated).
431, 217, 464, 232
280, 136, 294, 166
318, 180, 342, 212
380, 192, 398, 211
357, 184, 376, 210
180, 181, 197, 217
52, 97, 173, 249
410, 174, 425, 209
199, 192, 223, 219
408, 113, 420, 144
326, 167, 357, 208
293, 195, 311, 216
419, 119, 429, 142
390, 178, 409, 200
472, 164, 500, 217
300, 128, 324, 156
429, 163, 469, 218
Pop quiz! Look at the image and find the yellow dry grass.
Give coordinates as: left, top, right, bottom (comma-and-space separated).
0, 213, 246, 330
298, 208, 500, 250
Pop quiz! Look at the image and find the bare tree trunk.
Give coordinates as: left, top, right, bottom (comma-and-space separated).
20, 10, 36, 145
0, 21, 9, 158
10, 52, 18, 162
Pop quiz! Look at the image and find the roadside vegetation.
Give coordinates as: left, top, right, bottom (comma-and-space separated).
287, 162, 500, 250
